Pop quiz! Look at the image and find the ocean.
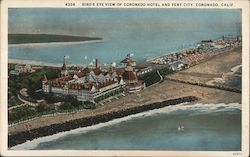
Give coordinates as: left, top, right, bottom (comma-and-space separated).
12, 103, 241, 150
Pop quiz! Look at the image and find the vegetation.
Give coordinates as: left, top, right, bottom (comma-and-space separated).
8, 64, 99, 124
80, 101, 96, 109
43, 93, 64, 104
36, 101, 50, 112
138, 67, 174, 87
138, 71, 161, 87
59, 100, 96, 110
159, 66, 174, 76
9, 34, 102, 44
8, 64, 60, 105
8, 105, 37, 123
94, 88, 124, 102
8, 93, 22, 107
8, 98, 96, 124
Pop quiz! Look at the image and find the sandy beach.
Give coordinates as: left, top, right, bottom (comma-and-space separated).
166, 47, 242, 87
8, 46, 242, 147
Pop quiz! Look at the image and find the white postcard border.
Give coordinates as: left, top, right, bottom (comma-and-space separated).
1, 0, 249, 156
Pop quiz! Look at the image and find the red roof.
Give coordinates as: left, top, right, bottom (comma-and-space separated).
115, 68, 125, 76
93, 67, 102, 75
76, 67, 91, 78
121, 57, 135, 64
50, 74, 73, 83
77, 71, 85, 78
83, 67, 91, 74
123, 71, 138, 81
126, 81, 142, 87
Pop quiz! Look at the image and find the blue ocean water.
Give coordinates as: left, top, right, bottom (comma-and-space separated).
8, 9, 241, 65
12, 103, 241, 150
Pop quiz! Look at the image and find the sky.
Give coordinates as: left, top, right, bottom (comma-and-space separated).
8, 8, 242, 39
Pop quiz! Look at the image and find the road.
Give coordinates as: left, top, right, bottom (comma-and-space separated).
17, 94, 38, 107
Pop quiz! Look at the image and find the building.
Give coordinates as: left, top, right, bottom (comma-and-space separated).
9, 70, 19, 76
169, 60, 184, 71
9, 64, 37, 76
43, 67, 125, 102
136, 66, 153, 76
42, 55, 145, 102
121, 54, 136, 67
122, 58, 145, 93
15, 64, 35, 73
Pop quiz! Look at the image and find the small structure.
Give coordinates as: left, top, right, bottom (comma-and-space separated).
135, 66, 153, 76
121, 54, 136, 67
169, 60, 184, 71
20, 88, 29, 97
15, 64, 35, 73
9, 70, 19, 76
42, 75, 50, 93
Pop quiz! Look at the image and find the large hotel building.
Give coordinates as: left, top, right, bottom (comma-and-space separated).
42, 55, 147, 102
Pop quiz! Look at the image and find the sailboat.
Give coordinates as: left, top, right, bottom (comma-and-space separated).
178, 125, 185, 131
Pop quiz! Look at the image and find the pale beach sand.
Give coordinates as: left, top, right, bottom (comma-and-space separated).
167, 47, 242, 85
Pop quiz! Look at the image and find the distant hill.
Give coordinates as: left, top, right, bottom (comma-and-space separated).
8, 34, 102, 44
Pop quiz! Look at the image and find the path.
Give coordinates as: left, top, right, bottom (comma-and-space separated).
8, 104, 26, 110
156, 69, 164, 82
17, 94, 38, 107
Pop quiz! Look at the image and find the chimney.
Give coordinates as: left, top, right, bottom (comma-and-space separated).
95, 58, 98, 68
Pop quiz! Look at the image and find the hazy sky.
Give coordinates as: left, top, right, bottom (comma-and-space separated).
9, 8, 241, 38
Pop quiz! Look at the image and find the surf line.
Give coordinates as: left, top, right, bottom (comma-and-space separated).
8, 96, 198, 148
11, 102, 241, 150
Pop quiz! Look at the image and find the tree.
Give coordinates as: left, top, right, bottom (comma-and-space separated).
59, 102, 74, 110
80, 101, 96, 109
65, 95, 81, 107
37, 101, 49, 112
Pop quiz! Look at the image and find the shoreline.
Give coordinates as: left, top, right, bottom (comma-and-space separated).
8, 96, 198, 147
8, 39, 104, 47
8, 59, 62, 67
11, 102, 241, 150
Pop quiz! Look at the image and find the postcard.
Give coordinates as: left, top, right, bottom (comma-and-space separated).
0, 0, 249, 156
